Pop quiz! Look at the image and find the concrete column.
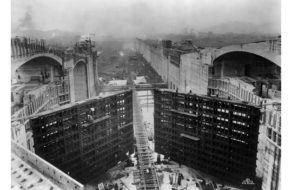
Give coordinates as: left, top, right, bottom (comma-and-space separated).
21, 43, 25, 57
32, 41, 35, 53
255, 96, 259, 105
68, 68, 75, 102
15, 40, 20, 57
178, 57, 182, 92
221, 80, 224, 91
38, 97, 41, 107
24, 108, 28, 117
220, 60, 225, 78
28, 104, 32, 115
18, 43, 23, 57
13, 40, 16, 57
94, 56, 99, 94
28, 39, 32, 55
40, 95, 43, 105
167, 57, 170, 86
33, 102, 36, 113
24, 43, 27, 56
238, 87, 241, 98
230, 85, 232, 95
86, 57, 91, 97
248, 93, 251, 103
37, 40, 40, 53
31, 102, 34, 113
11, 39, 15, 57
35, 40, 38, 53
50, 65, 54, 82
86, 55, 96, 98
18, 42, 22, 57
245, 91, 249, 102
251, 94, 254, 103
247, 91, 250, 102
224, 81, 227, 91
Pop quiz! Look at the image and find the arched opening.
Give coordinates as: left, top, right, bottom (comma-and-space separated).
211, 51, 281, 98
213, 51, 280, 79
73, 61, 88, 101
11, 57, 64, 114
15, 57, 63, 84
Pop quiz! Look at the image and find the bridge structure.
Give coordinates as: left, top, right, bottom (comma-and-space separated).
11, 37, 99, 102
209, 37, 281, 105
11, 36, 99, 151
211, 37, 281, 67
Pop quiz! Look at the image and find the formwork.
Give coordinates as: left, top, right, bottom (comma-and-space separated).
30, 90, 134, 183
153, 89, 261, 186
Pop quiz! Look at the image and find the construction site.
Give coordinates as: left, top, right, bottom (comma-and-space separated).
154, 89, 261, 186
30, 90, 134, 183
10, 32, 281, 190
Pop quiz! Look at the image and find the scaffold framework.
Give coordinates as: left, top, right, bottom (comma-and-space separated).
133, 89, 160, 190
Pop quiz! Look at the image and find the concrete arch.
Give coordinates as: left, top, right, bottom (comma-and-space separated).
12, 53, 63, 73
213, 50, 278, 65
12, 54, 64, 83
73, 58, 87, 69
73, 60, 88, 101
212, 42, 281, 67
212, 51, 281, 79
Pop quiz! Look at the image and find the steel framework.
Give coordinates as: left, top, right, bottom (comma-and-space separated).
154, 89, 261, 185
30, 90, 134, 183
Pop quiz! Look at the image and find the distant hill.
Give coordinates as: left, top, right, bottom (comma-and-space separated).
200, 21, 280, 35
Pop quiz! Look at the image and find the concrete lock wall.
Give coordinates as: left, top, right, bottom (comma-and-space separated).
136, 39, 209, 95
86, 55, 96, 98
11, 141, 84, 190
168, 61, 180, 90
180, 53, 208, 95
162, 56, 169, 82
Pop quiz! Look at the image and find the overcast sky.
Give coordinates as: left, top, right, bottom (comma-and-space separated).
11, 0, 281, 36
